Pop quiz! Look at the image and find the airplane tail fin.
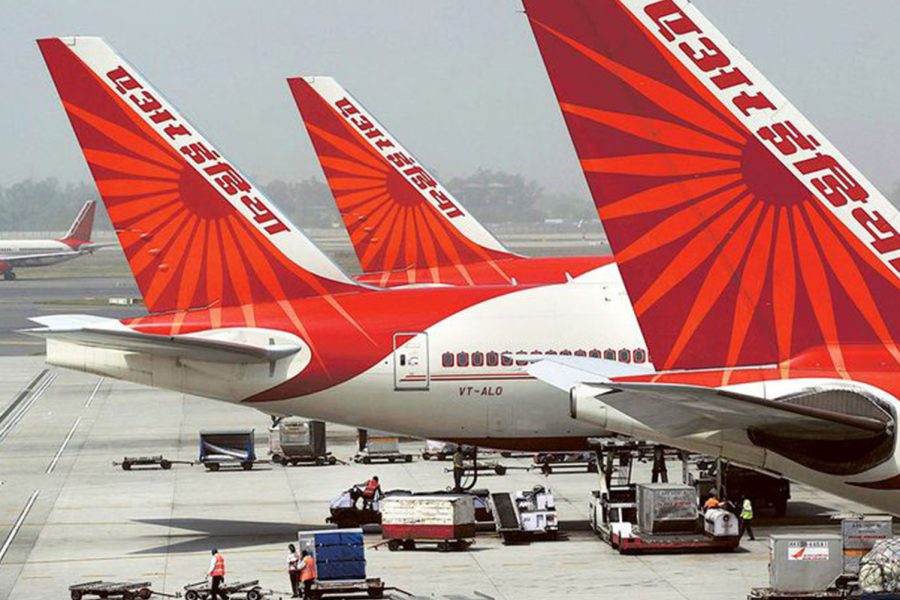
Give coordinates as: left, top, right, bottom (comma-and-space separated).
288, 76, 516, 283
38, 37, 360, 315
525, 0, 900, 374
61, 200, 96, 245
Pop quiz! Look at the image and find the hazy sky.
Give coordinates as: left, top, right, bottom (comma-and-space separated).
2, 1, 900, 198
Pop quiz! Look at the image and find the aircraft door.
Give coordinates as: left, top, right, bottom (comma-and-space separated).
393, 332, 429, 391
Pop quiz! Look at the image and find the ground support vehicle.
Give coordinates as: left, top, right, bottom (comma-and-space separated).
113, 456, 192, 471
183, 579, 266, 600
490, 487, 558, 544
68, 581, 153, 600
691, 461, 791, 517
199, 430, 257, 471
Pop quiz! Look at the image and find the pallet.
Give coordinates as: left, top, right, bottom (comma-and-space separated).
311, 577, 388, 599
69, 580, 153, 600
113, 456, 193, 471
183, 579, 266, 600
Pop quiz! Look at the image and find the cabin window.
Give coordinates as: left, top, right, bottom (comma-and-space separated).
545, 349, 558, 355
441, 352, 454, 368
457, 352, 469, 367
487, 351, 499, 367
575, 349, 587, 357
515, 351, 528, 366
589, 349, 601, 358
604, 349, 616, 360
633, 348, 647, 363
618, 349, 631, 363
501, 352, 514, 367
560, 349, 572, 356
472, 351, 484, 367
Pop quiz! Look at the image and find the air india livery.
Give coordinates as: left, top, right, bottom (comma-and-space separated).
0, 200, 102, 280
289, 76, 612, 287
31, 37, 647, 450
524, 0, 900, 513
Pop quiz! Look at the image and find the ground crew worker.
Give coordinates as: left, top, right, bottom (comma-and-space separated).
287, 543, 301, 597
452, 448, 465, 491
207, 548, 226, 600
360, 475, 381, 508
703, 492, 720, 512
740, 496, 756, 540
299, 549, 317, 599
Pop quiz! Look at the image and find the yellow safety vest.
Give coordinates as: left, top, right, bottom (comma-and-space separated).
741, 499, 754, 520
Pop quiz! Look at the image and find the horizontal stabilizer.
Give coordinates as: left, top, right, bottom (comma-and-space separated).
22, 316, 301, 364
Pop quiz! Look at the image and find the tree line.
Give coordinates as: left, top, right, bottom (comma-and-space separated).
0, 170, 599, 233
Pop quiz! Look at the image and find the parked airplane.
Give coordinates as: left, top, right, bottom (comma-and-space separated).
0, 200, 101, 280
524, 0, 900, 513
289, 75, 609, 287
31, 36, 647, 450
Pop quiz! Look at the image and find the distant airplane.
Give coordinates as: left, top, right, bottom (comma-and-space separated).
289, 75, 611, 287
0, 200, 103, 280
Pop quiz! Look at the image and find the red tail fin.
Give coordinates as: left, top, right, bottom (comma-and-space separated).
39, 37, 359, 314
61, 200, 96, 245
525, 0, 900, 373
288, 76, 516, 283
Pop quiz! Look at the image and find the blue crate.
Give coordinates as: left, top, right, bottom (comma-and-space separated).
317, 559, 367, 581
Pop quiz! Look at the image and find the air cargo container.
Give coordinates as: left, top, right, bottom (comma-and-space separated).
381, 495, 475, 551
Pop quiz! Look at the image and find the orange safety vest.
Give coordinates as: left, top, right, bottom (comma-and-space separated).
704, 498, 720, 510
363, 480, 379, 497
300, 555, 317, 582
211, 554, 226, 577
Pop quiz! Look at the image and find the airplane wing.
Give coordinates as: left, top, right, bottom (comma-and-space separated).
525, 357, 888, 439
22, 316, 302, 364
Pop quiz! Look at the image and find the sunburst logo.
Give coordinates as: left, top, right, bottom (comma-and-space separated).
529, 12, 900, 376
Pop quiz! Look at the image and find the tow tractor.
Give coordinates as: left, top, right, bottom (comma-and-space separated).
589, 440, 740, 554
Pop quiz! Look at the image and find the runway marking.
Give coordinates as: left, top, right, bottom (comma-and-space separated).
84, 377, 104, 408
0, 369, 48, 426
46, 416, 82, 474
0, 371, 56, 443
0, 490, 39, 564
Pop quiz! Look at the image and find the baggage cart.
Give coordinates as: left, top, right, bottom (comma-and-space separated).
310, 577, 388, 599
113, 455, 193, 471
353, 430, 413, 464
532, 451, 598, 475
183, 579, 266, 600
381, 495, 476, 552
68, 580, 153, 600
199, 429, 257, 471
269, 419, 336, 466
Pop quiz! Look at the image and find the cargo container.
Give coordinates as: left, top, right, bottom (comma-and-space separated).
299, 529, 366, 582
842, 516, 893, 575
636, 483, 699, 534
769, 534, 842, 593
268, 418, 335, 466
381, 495, 475, 551
199, 429, 256, 471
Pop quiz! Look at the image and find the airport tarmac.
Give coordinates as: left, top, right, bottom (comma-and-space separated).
0, 354, 879, 600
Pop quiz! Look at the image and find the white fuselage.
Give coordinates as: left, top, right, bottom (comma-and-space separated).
46, 263, 646, 444
0, 239, 83, 269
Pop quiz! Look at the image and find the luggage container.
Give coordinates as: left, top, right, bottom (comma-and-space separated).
199, 429, 257, 471
354, 430, 413, 464
381, 495, 475, 551
842, 515, 892, 575
299, 529, 367, 581
636, 483, 698, 534
769, 535, 843, 593
269, 418, 336, 466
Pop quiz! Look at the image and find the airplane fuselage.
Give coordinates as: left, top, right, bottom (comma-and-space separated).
45, 262, 646, 448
